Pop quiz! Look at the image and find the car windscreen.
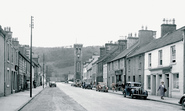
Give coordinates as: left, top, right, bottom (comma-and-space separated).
132, 83, 141, 87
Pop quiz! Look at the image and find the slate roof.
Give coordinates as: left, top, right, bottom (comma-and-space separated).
108, 41, 139, 63
128, 26, 185, 58
96, 46, 119, 64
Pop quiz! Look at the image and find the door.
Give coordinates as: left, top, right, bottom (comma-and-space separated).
165, 74, 169, 97
152, 75, 156, 95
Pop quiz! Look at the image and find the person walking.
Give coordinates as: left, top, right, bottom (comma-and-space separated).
112, 83, 116, 92
121, 81, 125, 91
158, 80, 166, 100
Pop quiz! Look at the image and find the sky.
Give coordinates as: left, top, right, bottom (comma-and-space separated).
0, 0, 184, 47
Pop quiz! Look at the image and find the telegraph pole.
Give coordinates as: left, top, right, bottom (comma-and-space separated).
30, 16, 34, 97
43, 53, 45, 89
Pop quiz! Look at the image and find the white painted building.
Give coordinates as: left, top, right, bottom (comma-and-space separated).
143, 23, 185, 98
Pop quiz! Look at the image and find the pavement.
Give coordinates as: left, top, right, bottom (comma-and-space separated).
92, 88, 180, 106
0, 85, 46, 111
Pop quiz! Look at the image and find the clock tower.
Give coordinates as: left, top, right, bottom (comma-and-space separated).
74, 44, 83, 81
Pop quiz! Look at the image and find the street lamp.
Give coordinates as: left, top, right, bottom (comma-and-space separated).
30, 16, 34, 97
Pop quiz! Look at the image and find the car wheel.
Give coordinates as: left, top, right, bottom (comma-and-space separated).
144, 97, 147, 100
131, 93, 134, 99
123, 92, 126, 97
182, 98, 185, 110
99, 90, 100, 92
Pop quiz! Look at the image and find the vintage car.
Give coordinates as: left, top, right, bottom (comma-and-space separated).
96, 82, 108, 92
74, 79, 82, 87
178, 95, 185, 110
49, 81, 57, 87
123, 82, 148, 99
82, 82, 93, 89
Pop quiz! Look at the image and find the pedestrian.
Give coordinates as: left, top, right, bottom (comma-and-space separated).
121, 81, 125, 91
112, 83, 115, 92
115, 82, 118, 92
157, 80, 166, 100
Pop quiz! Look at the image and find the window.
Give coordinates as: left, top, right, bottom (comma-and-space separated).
173, 73, 179, 89
12, 48, 13, 63
112, 76, 114, 83
118, 60, 120, 69
8, 44, 9, 61
110, 63, 112, 71
128, 59, 130, 71
139, 75, 141, 83
159, 50, 162, 65
128, 76, 130, 81
138, 56, 141, 69
112, 62, 114, 70
147, 75, 151, 89
171, 46, 176, 63
148, 53, 151, 67
133, 76, 135, 82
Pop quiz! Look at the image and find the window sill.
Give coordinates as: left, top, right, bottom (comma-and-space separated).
7, 60, 10, 63
170, 62, 176, 65
172, 89, 180, 92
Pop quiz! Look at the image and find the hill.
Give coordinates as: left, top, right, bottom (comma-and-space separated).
33, 46, 100, 77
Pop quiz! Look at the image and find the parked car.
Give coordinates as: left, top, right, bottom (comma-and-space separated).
178, 95, 185, 110
75, 79, 82, 87
96, 82, 108, 92
82, 82, 92, 89
123, 82, 148, 99
49, 81, 57, 87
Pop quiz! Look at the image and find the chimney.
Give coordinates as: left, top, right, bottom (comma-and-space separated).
4, 27, 12, 39
105, 42, 118, 53
138, 28, 156, 46
161, 18, 176, 37
12, 38, 19, 49
127, 37, 139, 49
100, 47, 106, 57
118, 39, 127, 51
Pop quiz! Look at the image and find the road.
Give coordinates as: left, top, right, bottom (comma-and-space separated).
21, 82, 182, 111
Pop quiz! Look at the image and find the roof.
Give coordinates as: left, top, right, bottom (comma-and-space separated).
128, 26, 185, 58
108, 41, 139, 62
96, 46, 119, 64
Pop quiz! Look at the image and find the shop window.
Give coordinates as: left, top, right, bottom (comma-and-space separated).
171, 45, 176, 63
173, 73, 179, 89
147, 75, 151, 89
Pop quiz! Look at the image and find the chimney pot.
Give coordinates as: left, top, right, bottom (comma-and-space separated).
166, 19, 168, 24
173, 18, 175, 24
145, 26, 147, 30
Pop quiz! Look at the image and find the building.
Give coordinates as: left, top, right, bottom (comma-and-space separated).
107, 37, 138, 89
127, 28, 156, 87
143, 21, 184, 98
74, 44, 83, 81
96, 40, 127, 85
0, 26, 5, 97
82, 55, 99, 83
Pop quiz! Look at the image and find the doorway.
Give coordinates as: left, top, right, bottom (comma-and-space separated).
165, 74, 169, 97
152, 75, 156, 95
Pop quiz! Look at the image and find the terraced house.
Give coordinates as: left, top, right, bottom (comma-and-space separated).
96, 40, 127, 85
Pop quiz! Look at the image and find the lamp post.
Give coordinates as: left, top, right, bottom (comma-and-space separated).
30, 16, 34, 97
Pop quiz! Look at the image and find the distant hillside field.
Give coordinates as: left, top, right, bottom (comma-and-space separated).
33, 46, 100, 77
